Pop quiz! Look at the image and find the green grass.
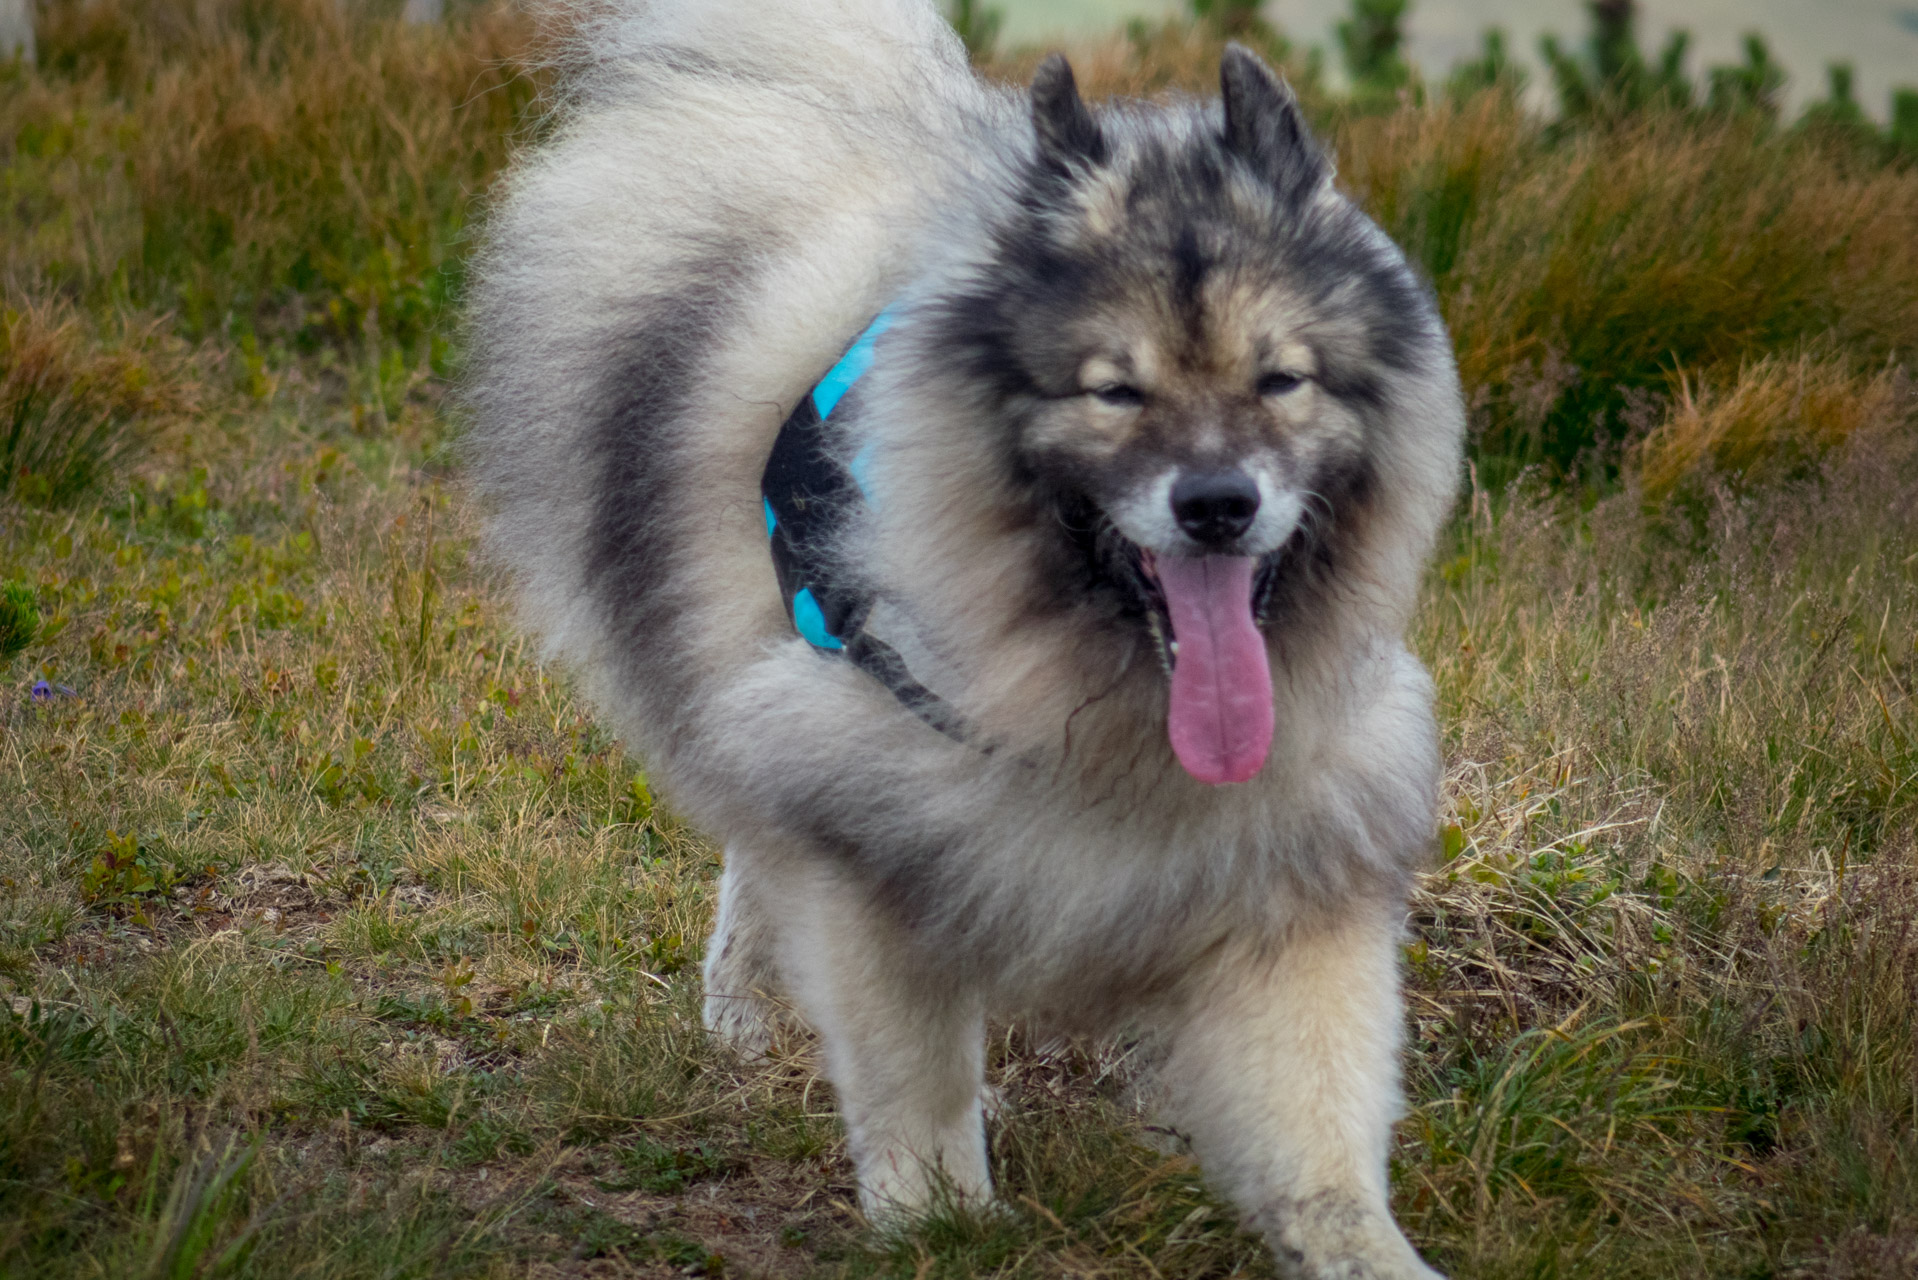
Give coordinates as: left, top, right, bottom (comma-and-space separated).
3, 2, 1917, 1276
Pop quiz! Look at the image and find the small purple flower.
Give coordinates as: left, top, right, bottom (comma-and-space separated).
30, 681, 75, 703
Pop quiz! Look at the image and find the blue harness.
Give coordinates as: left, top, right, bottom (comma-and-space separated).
761, 312, 967, 741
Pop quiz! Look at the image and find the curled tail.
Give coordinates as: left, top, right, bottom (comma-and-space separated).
556, 0, 973, 117
463, 0, 1008, 783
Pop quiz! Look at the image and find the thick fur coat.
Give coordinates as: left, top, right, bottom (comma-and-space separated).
466, 3, 1463, 1276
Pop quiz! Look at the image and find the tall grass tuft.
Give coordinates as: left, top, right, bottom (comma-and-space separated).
1, 295, 198, 503
1632, 353, 1911, 500
1337, 0, 1412, 103
0, 580, 37, 663
1341, 100, 1918, 478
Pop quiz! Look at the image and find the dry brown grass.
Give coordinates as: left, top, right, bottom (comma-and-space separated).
1398, 421, 1918, 1272
9, 0, 542, 356
2, 291, 202, 503
1342, 101, 1918, 477
1632, 353, 1913, 499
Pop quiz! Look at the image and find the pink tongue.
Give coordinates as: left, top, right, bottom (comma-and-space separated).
1157, 555, 1274, 785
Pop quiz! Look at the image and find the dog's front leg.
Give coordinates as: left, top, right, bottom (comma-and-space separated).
1161, 900, 1442, 1280
703, 849, 789, 1056
776, 862, 991, 1222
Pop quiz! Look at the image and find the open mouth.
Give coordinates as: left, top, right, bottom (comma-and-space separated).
1132, 546, 1280, 787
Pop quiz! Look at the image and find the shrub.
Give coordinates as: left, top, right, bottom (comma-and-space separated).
1336, 0, 1411, 103
947, 0, 1002, 60
1540, 0, 1693, 121
1189, 0, 1268, 39
1893, 88, 1918, 155
1704, 33, 1787, 119
1797, 63, 1883, 157
1444, 28, 1525, 105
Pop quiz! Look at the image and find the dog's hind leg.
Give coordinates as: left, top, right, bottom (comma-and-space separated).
775, 862, 992, 1221
702, 848, 793, 1057
1158, 900, 1442, 1280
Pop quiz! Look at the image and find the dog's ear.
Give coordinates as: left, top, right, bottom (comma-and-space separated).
1219, 44, 1328, 203
1031, 54, 1108, 171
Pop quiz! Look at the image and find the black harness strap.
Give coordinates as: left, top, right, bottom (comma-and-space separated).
761, 313, 970, 744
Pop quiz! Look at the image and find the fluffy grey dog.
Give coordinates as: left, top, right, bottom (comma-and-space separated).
466, 2, 1462, 1275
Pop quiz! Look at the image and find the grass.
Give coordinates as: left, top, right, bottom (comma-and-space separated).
7, 0, 540, 396
1401, 435, 1918, 1273
3, 2, 1917, 1276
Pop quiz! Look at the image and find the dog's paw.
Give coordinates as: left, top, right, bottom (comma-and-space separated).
1261, 1194, 1444, 1280
1268, 1237, 1444, 1280
700, 988, 795, 1061
856, 1169, 1000, 1234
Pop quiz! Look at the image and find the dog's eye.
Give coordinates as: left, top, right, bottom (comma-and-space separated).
1089, 383, 1144, 407
1258, 371, 1304, 397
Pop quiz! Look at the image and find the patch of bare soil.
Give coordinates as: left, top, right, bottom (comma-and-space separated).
61, 857, 431, 964
446, 1146, 862, 1279
1805, 1222, 1918, 1280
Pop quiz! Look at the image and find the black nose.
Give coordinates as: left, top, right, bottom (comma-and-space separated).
1170, 469, 1260, 546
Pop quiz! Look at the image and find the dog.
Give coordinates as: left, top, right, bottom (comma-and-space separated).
465, 3, 1462, 1275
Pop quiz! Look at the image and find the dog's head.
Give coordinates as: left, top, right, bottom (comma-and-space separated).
927, 47, 1450, 785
